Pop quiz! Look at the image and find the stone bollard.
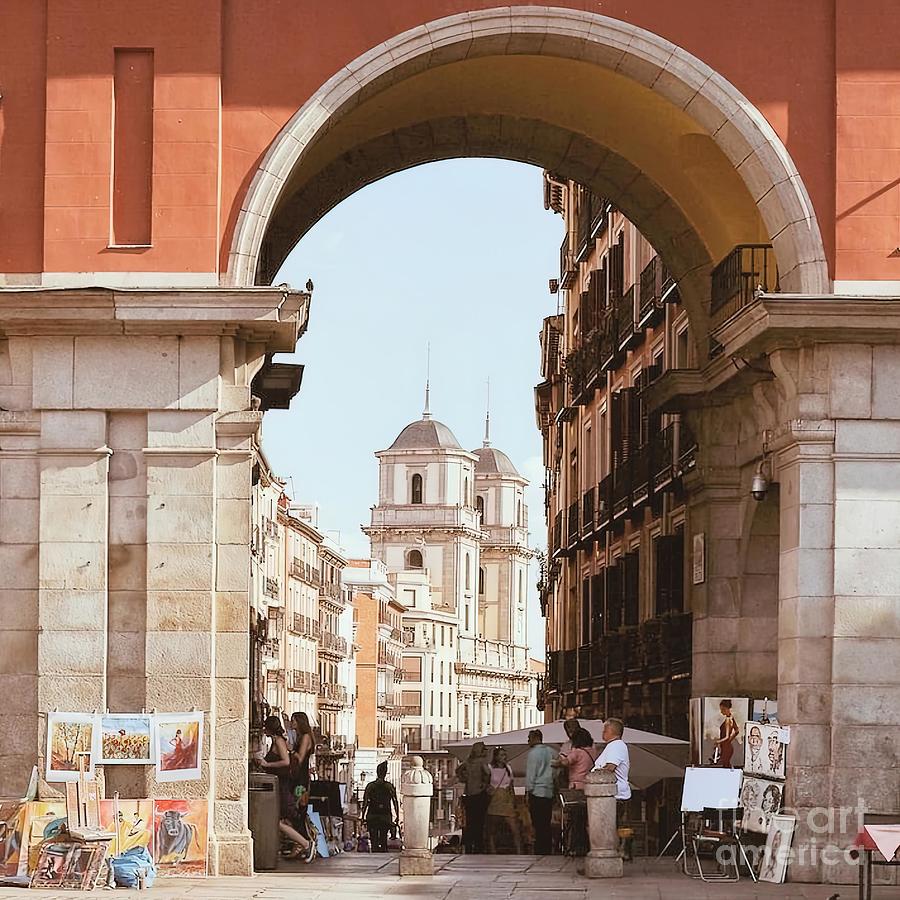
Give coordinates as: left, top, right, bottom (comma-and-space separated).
399, 756, 434, 876
583, 768, 623, 878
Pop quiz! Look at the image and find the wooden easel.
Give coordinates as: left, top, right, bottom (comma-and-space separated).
64, 753, 101, 831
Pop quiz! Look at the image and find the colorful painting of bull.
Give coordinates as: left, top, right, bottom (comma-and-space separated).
152, 800, 208, 876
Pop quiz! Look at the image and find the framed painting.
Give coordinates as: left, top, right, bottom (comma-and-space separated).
744, 721, 787, 780
153, 799, 208, 877
153, 712, 203, 783
18, 801, 67, 877
0, 801, 26, 877
46, 712, 97, 782
759, 814, 796, 883
740, 775, 783, 835
99, 799, 153, 857
698, 697, 751, 768
99, 714, 153, 765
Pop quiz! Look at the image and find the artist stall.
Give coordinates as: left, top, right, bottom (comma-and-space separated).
0, 709, 208, 890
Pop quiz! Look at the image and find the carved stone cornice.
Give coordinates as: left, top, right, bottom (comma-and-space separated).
0, 286, 310, 353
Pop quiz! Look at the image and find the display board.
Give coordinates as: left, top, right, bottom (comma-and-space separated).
680, 766, 743, 812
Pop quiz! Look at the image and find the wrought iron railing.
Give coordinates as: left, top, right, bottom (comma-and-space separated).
710, 244, 778, 323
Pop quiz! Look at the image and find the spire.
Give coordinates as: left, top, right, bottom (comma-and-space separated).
483, 378, 491, 447
422, 342, 432, 420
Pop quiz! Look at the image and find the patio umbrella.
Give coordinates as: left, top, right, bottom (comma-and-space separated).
444, 720, 687, 790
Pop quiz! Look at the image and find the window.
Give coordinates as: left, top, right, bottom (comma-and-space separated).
407, 548, 423, 568
463, 476, 469, 506
476, 495, 485, 519
402, 657, 422, 681
465, 604, 470, 631
441, 625, 445, 646
401, 690, 422, 715
517, 499, 522, 525
465, 553, 471, 591
411, 473, 423, 504
478, 566, 485, 595
518, 571, 523, 604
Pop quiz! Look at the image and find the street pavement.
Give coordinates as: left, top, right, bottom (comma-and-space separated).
3, 853, 898, 899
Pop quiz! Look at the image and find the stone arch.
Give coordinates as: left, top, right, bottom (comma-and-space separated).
226, 6, 829, 341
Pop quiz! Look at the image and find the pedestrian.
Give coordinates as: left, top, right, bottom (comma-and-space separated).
592, 718, 632, 860
485, 748, 523, 854
361, 762, 399, 853
556, 727, 597, 789
524, 729, 555, 855
456, 741, 490, 853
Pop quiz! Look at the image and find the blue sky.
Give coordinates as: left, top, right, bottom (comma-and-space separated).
266, 159, 564, 657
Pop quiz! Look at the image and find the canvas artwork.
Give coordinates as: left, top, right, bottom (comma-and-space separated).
740, 775, 783, 834
759, 814, 796, 883
0, 802, 25, 877
752, 698, 778, 725
154, 712, 203, 783
744, 722, 787, 780
99, 799, 154, 856
99, 714, 153, 765
700, 697, 751, 768
152, 799, 208, 877
18, 801, 67, 877
46, 712, 96, 782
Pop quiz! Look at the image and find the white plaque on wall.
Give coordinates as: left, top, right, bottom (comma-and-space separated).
692, 532, 706, 585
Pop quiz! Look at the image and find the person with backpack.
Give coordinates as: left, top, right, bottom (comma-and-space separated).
361, 762, 399, 852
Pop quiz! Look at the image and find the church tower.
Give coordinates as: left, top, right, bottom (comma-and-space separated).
363, 388, 482, 638
471, 409, 532, 669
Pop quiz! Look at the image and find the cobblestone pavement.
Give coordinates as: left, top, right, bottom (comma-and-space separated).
3, 854, 898, 899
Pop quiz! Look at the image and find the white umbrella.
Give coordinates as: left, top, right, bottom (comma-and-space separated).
444, 721, 687, 790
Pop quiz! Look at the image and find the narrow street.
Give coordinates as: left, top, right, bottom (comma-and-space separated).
5, 854, 897, 900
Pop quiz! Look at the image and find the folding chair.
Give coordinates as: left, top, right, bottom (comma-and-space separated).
558, 789, 587, 857
689, 807, 757, 883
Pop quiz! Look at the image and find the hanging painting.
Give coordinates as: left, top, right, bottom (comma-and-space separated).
152, 799, 208, 876
740, 775, 783, 835
759, 814, 796, 883
744, 721, 787, 780
98, 799, 154, 857
699, 697, 751, 768
153, 712, 203, 783
46, 712, 97, 782
99, 714, 153, 765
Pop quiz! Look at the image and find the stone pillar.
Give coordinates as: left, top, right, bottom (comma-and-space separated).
583, 769, 622, 879
399, 755, 433, 876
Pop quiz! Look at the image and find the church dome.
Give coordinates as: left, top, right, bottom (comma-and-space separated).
472, 445, 522, 477
388, 417, 463, 451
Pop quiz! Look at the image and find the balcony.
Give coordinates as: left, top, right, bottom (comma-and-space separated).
638, 256, 667, 329
631, 443, 651, 511
616, 285, 641, 351
291, 613, 320, 639
559, 234, 577, 290
710, 243, 778, 326
651, 424, 676, 493
581, 486, 595, 537
596, 475, 612, 533
560, 648, 577, 697
566, 500, 579, 552
377, 691, 397, 709
552, 512, 563, 559
612, 460, 631, 520
318, 630, 348, 659
397, 705, 422, 718
319, 682, 349, 707
677, 419, 698, 476
262, 638, 280, 659
289, 670, 320, 693
264, 577, 280, 599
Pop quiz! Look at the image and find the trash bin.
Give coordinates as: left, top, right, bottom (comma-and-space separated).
249, 773, 280, 871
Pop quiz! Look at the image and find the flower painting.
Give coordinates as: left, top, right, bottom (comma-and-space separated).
153, 713, 203, 783
99, 715, 153, 765
46, 713, 96, 782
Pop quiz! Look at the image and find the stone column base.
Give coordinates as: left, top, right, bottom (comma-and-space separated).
209, 832, 254, 876
399, 848, 433, 876
584, 849, 623, 879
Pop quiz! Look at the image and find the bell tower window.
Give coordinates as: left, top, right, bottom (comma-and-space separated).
411, 473, 423, 504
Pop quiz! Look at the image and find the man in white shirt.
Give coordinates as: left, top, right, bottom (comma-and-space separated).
592, 717, 631, 799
